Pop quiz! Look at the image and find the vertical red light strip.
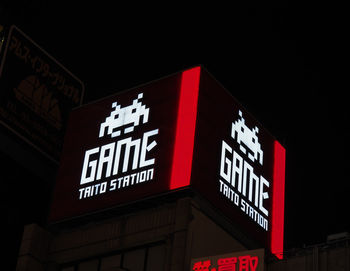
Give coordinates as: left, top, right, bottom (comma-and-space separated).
271, 141, 286, 259
169, 67, 201, 190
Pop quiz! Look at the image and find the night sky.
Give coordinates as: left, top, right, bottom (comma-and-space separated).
1, 0, 348, 254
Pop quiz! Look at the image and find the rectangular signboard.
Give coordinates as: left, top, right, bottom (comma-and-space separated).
191, 70, 285, 259
49, 66, 285, 259
0, 25, 84, 161
49, 71, 183, 222
190, 249, 265, 271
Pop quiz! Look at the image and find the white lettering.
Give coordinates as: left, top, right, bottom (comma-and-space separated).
220, 140, 269, 213
108, 168, 154, 190
259, 175, 269, 216
122, 175, 130, 187
249, 169, 260, 208
219, 139, 270, 231
96, 143, 115, 180
241, 198, 268, 231
219, 179, 240, 207
231, 151, 243, 189
80, 147, 100, 185
140, 129, 159, 168
110, 179, 117, 191
220, 141, 232, 183
113, 137, 140, 175
80, 129, 158, 184
242, 159, 253, 196
79, 182, 108, 199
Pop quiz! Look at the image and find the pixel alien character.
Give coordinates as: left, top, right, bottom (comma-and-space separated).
99, 93, 149, 138
231, 110, 263, 165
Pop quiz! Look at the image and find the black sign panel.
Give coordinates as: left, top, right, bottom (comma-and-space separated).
49, 72, 182, 222
0, 25, 84, 161
191, 69, 285, 258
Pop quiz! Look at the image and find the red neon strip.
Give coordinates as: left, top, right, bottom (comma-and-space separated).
170, 67, 201, 190
271, 141, 286, 259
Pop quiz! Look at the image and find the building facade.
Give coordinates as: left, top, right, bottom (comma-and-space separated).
16, 66, 288, 271
16, 194, 350, 271
17, 195, 252, 271
267, 236, 350, 271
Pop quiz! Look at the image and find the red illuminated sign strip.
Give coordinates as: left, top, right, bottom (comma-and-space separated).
170, 67, 201, 190
271, 141, 286, 259
193, 255, 259, 271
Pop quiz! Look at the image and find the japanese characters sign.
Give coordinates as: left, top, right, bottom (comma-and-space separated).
191, 249, 264, 271
0, 25, 84, 161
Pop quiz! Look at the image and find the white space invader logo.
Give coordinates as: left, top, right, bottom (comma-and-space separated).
231, 110, 263, 165
99, 93, 149, 138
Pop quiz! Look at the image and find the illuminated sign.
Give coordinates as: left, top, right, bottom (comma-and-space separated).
50, 66, 285, 259
190, 249, 264, 271
219, 110, 269, 231
50, 69, 185, 222
78, 93, 158, 199
190, 69, 285, 259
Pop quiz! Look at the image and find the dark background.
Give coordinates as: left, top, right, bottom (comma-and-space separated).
1, 1, 348, 269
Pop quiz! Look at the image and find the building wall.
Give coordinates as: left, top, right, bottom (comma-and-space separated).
268, 239, 350, 271
17, 192, 350, 271
186, 205, 246, 260
16, 197, 246, 271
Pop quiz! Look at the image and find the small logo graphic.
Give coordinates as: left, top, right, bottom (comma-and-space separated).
79, 92, 158, 200
231, 110, 263, 165
99, 93, 149, 138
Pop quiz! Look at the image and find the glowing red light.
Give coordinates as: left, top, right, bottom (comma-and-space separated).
271, 141, 286, 259
218, 257, 237, 270
238, 255, 258, 271
193, 260, 212, 271
192, 255, 259, 271
170, 67, 201, 190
